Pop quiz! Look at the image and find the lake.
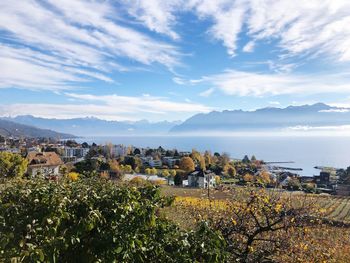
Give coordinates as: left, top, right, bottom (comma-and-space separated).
77, 135, 350, 176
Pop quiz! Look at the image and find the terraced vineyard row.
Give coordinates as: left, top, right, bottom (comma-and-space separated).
319, 196, 350, 223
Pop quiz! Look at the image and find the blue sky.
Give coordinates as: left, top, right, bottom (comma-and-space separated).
1, 0, 350, 122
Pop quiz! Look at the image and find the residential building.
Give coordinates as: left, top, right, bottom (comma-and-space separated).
141, 156, 162, 168
162, 156, 179, 168
103, 144, 128, 157
64, 147, 89, 158
27, 152, 63, 177
188, 170, 216, 188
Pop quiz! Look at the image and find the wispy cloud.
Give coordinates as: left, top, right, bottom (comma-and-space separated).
199, 88, 215, 97
192, 70, 350, 97
127, 0, 350, 61
0, 0, 181, 90
0, 93, 212, 121
120, 0, 181, 40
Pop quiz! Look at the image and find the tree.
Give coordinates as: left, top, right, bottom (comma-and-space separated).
174, 173, 183, 186
258, 170, 271, 185
121, 164, 133, 174
169, 169, 176, 177
105, 142, 114, 158
150, 167, 157, 175
287, 177, 302, 190
251, 155, 257, 162
0, 152, 28, 178
218, 153, 230, 167
242, 155, 250, 164
224, 164, 236, 178
99, 161, 110, 171
213, 188, 313, 262
243, 173, 255, 183
109, 159, 123, 179
162, 169, 170, 177
81, 142, 89, 148
179, 157, 195, 173
133, 148, 141, 155
204, 151, 212, 168
199, 156, 206, 171
145, 168, 152, 175
65, 140, 79, 147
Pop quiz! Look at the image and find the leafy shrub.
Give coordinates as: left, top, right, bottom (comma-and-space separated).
0, 178, 227, 262
67, 172, 79, 181
129, 176, 149, 186
0, 152, 28, 179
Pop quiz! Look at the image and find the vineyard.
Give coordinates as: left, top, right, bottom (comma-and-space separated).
164, 187, 350, 225
317, 196, 350, 223
162, 187, 350, 262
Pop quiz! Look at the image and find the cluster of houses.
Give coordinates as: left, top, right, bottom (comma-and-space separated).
0, 136, 86, 177
1, 136, 349, 195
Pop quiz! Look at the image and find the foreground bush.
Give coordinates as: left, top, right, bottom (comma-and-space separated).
0, 179, 227, 262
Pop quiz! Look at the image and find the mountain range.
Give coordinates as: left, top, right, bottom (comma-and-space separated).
2, 103, 350, 137
1, 115, 180, 137
0, 119, 75, 139
170, 103, 350, 133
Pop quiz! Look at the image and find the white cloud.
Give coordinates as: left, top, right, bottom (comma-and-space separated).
319, 109, 350, 113
172, 77, 187, 85
246, 0, 350, 61
193, 70, 350, 97
242, 41, 255, 53
199, 88, 215, 97
126, 0, 350, 61
120, 0, 181, 40
0, 0, 181, 90
268, 101, 281, 106
0, 93, 212, 121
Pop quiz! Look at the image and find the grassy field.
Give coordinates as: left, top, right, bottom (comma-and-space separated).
160, 185, 350, 262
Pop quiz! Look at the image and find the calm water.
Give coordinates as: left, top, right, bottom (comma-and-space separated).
77, 136, 350, 176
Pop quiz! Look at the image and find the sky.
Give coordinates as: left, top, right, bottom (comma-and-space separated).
1, 0, 350, 122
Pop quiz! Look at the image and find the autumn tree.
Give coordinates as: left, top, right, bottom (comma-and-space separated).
204, 150, 212, 168
162, 169, 170, 177
243, 173, 255, 183
150, 167, 157, 175
257, 170, 271, 185
179, 157, 195, 173
109, 159, 123, 179
191, 149, 201, 163
213, 188, 313, 262
224, 164, 237, 178
0, 152, 28, 178
169, 169, 176, 178
145, 168, 151, 175
218, 153, 230, 167
199, 156, 206, 171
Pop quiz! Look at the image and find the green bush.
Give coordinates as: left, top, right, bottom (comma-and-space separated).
0, 178, 227, 262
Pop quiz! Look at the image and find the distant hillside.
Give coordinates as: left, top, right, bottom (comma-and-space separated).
171, 103, 350, 133
0, 119, 75, 139
3, 116, 180, 136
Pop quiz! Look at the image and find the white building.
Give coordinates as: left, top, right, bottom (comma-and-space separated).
64, 147, 89, 158
188, 170, 216, 188
103, 144, 128, 157
140, 157, 163, 168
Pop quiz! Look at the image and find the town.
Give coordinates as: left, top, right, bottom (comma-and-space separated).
1, 134, 349, 196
